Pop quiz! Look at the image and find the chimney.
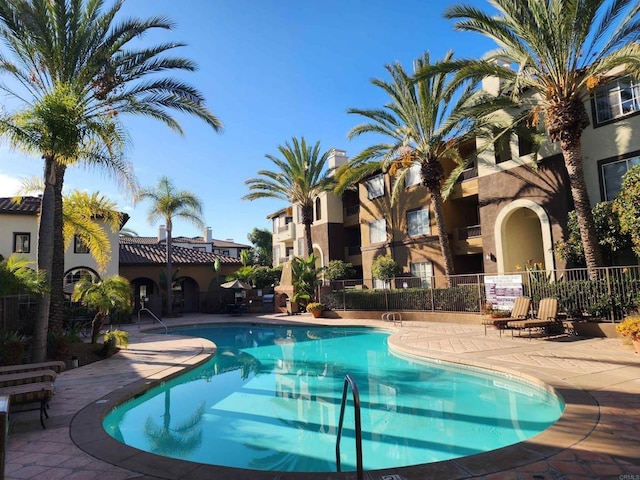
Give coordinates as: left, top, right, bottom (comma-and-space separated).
328, 149, 348, 172
204, 227, 212, 242
158, 225, 166, 242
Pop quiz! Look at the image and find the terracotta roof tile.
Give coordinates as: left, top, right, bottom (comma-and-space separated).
0, 196, 41, 215
119, 240, 241, 265
123, 236, 250, 248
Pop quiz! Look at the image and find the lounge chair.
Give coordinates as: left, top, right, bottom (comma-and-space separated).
483, 297, 531, 336
508, 297, 560, 339
0, 360, 66, 375
0, 369, 57, 388
0, 381, 55, 428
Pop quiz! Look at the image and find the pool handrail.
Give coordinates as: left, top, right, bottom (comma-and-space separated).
137, 307, 168, 334
336, 374, 363, 480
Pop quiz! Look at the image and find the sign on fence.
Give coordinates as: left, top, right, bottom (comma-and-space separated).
484, 275, 523, 311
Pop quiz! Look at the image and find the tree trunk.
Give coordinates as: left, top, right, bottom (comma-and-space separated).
431, 189, 456, 279
91, 312, 106, 344
32, 155, 57, 362
547, 99, 602, 279
165, 219, 173, 316
302, 204, 314, 257
49, 163, 67, 336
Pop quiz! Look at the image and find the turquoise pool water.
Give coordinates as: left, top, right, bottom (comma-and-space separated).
103, 324, 564, 472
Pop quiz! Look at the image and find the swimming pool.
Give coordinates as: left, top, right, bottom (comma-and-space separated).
103, 324, 564, 473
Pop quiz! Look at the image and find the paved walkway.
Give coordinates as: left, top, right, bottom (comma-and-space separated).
3, 313, 640, 479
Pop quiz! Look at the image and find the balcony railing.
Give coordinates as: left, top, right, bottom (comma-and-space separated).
455, 166, 478, 183
347, 245, 361, 256
345, 204, 360, 217
457, 224, 481, 240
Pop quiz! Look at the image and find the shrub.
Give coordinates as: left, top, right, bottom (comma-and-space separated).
616, 316, 640, 340
306, 302, 324, 312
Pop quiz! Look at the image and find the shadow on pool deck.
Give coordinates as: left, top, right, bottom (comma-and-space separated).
5, 312, 640, 479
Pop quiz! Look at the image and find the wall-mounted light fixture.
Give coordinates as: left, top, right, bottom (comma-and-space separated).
485, 252, 497, 262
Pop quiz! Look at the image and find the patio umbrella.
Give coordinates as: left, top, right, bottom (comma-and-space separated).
220, 279, 252, 290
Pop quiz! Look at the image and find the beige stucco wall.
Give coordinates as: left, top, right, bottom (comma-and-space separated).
0, 214, 38, 263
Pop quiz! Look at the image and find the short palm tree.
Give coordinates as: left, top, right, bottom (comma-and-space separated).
440, 0, 640, 278
0, 0, 222, 361
138, 176, 204, 316
71, 275, 132, 344
344, 51, 504, 277
244, 137, 334, 257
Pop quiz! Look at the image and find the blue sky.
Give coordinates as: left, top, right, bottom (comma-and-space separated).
0, 0, 494, 246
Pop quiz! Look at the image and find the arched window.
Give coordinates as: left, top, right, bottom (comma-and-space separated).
63, 267, 99, 294
315, 197, 321, 221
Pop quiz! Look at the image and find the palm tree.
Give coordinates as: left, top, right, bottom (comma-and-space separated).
439, 0, 640, 278
0, 0, 222, 361
71, 275, 132, 344
343, 51, 504, 277
138, 176, 204, 316
244, 137, 334, 257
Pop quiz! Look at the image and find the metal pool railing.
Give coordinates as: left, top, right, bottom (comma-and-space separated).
336, 374, 363, 480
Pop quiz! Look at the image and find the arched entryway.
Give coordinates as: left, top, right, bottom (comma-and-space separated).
175, 276, 200, 313
494, 200, 555, 274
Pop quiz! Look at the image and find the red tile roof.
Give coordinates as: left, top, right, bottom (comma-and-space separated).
119, 238, 241, 265
123, 236, 250, 249
0, 196, 41, 215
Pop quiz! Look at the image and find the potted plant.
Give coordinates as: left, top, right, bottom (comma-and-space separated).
616, 315, 640, 354
306, 302, 325, 318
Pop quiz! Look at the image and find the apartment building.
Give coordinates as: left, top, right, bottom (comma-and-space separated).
269, 71, 640, 286
0, 196, 123, 289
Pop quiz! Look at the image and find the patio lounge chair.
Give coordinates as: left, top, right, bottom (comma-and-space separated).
0, 361, 66, 375
508, 297, 560, 339
0, 369, 57, 388
0, 381, 55, 428
482, 296, 531, 336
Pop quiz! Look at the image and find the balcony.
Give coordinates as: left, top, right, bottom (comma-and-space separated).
344, 204, 360, 227
450, 166, 479, 200
454, 224, 483, 255
345, 245, 362, 265
273, 222, 295, 243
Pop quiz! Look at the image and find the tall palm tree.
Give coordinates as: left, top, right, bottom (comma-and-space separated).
138, 176, 204, 316
343, 51, 505, 277
244, 137, 334, 257
439, 0, 640, 278
0, 0, 222, 360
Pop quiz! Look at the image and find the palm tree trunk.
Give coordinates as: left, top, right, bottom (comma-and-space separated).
49, 163, 67, 336
302, 204, 314, 257
165, 220, 173, 316
559, 133, 602, 280
32, 155, 57, 362
431, 189, 456, 279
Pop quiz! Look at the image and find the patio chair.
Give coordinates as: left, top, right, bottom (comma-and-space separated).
0, 361, 66, 375
482, 297, 531, 337
0, 381, 55, 428
0, 369, 57, 388
508, 297, 560, 339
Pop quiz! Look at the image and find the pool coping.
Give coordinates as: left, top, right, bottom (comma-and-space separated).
69, 321, 599, 480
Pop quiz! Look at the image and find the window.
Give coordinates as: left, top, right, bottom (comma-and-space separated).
273, 247, 281, 265
315, 197, 321, 221
222, 250, 230, 256
369, 218, 387, 244
74, 235, 89, 254
365, 174, 384, 199
517, 130, 534, 157
601, 156, 640, 200
64, 268, 98, 290
410, 262, 433, 288
494, 134, 512, 164
594, 77, 640, 124
405, 164, 421, 188
407, 209, 430, 236
13, 233, 30, 253
285, 246, 293, 259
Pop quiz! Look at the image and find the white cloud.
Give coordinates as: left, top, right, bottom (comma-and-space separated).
0, 173, 23, 196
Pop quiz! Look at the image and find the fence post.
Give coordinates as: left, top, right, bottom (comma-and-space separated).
477, 274, 483, 313
430, 276, 435, 312
606, 267, 614, 323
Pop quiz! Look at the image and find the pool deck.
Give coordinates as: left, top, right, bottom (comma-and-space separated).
4, 312, 640, 480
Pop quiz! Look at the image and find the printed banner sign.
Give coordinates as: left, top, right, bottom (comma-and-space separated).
484, 275, 523, 311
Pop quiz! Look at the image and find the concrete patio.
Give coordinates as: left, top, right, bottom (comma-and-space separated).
3, 312, 640, 479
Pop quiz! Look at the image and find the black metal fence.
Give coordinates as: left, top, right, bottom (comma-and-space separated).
323, 265, 640, 321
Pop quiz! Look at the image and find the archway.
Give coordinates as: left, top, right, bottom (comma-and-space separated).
130, 277, 160, 315
494, 200, 555, 274
176, 276, 200, 313
63, 267, 100, 295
